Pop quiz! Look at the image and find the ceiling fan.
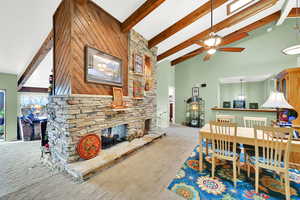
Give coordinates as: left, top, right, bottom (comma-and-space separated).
195, 0, 247, 61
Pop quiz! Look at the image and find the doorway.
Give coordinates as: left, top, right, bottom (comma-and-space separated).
169, 87, 175, 124
0, 90, 6, 141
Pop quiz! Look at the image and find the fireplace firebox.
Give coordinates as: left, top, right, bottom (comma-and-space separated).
101, 124, 128, 149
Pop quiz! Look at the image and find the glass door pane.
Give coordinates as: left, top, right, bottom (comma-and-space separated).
0, 90, 5, 140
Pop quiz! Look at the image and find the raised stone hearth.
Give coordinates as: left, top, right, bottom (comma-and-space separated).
66, 133, 163, 181
46, 94, 160, 171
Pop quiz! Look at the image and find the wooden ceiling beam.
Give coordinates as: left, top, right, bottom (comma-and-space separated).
158, 0, 278, 61
276, 0, 295, 25
17, 30, 53, 90
121, 0, 166, 33
288, 8, 300, 18
148, 0, 228, 48
171, 11, 281, 66
18, 87, 48, 93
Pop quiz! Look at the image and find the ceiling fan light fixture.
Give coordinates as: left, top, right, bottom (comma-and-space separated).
204, 34, 222, 47
282, 45, 300, 55
207, 48, 217, 55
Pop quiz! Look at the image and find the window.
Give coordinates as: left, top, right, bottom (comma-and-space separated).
227, 0, 255, 15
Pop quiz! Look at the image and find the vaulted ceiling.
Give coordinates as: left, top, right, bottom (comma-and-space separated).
0, 0, 298, 88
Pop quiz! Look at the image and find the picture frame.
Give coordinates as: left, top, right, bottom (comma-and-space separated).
134, 53, 144, 75
85, 46, 123, 86
112, 87, 124, 107
133, 80, 144, 99
192, 87, 199, 97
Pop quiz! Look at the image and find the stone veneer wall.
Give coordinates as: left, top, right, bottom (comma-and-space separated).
46, 30, 158, 169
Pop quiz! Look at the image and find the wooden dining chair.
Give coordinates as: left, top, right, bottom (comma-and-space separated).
243, 117, 267, 171
243, 117, 267, 128
216, 115, 235, 123
210, 121, 240, 188
205, 115, 236, 156
249, 126, 293, 200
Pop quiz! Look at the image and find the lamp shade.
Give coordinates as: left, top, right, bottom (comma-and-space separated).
262, 91, 294, 109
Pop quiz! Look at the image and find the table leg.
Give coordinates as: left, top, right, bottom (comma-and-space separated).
199, 133, 203, 171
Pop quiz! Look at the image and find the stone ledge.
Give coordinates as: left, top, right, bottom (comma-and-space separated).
65, 132, 165, 181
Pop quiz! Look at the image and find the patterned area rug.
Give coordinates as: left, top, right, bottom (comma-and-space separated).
168, 146, 300, 200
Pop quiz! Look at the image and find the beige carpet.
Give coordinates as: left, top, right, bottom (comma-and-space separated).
0, 125, 198, 200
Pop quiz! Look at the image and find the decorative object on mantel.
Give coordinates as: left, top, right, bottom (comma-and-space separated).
133, 80, 144, 99
85, 46, 123, 86
133, 53, 144, 75
111, 87, 127, 109
77, 134, 101, 160
262, 91, 294, 123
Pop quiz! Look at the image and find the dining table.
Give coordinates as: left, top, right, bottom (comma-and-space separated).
198, 124, 300, 171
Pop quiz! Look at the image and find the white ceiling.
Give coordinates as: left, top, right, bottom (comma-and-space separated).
0, 0, 295, 88
0, 0, 61, 77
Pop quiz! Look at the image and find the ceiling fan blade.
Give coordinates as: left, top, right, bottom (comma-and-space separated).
221, 32, 249, 46
194, 40, 209, 49
218, 47, 245, 52
203, 54, 213, 61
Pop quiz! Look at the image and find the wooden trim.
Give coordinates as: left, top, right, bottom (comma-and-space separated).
121, 0, 166, 32
17, 30, 54, 90
148, 0, 227, 48
171, 11, 281, 66
211, 107, 277, 113
288, 8, 300, 18
18, 87, 49, 93
227, 0, 255, 16
158, 0, 278, 61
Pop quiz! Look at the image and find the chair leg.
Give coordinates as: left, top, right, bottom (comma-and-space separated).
247, 164, 250, 178
212, 156, 215, 179
206, 140, 209, 156
237, 158, 241, 175
285, 172, 291, 200
233, 160, 237, 188
255, 166, 259, 193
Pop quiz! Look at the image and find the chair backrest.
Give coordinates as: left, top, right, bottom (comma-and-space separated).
244, 116, 267, 128
254, 126, 293, 169
216, 115, 235, 123
209, 121, 238, 158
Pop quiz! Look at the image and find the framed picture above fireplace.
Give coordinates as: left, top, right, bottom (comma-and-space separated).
85, 46, 123, 86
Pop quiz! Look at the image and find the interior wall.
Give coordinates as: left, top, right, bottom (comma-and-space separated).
174, 19, 298, 124
220, 81, 267, 108
156, 60, 175, 128
0, 73, 17, 141
53, 0, 128, 96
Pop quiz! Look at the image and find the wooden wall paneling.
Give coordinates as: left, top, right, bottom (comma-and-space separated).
53, 0, 72, 95
70, 0, 128, 95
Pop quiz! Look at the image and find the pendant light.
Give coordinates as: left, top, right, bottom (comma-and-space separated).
282, 0, 300, 55
204, 0, 222, 49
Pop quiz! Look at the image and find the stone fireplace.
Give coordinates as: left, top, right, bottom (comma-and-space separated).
46, 94, 159, 167
45, 0, 164, 180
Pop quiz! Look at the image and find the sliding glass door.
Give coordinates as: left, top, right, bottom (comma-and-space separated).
0, 90, 5, 140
